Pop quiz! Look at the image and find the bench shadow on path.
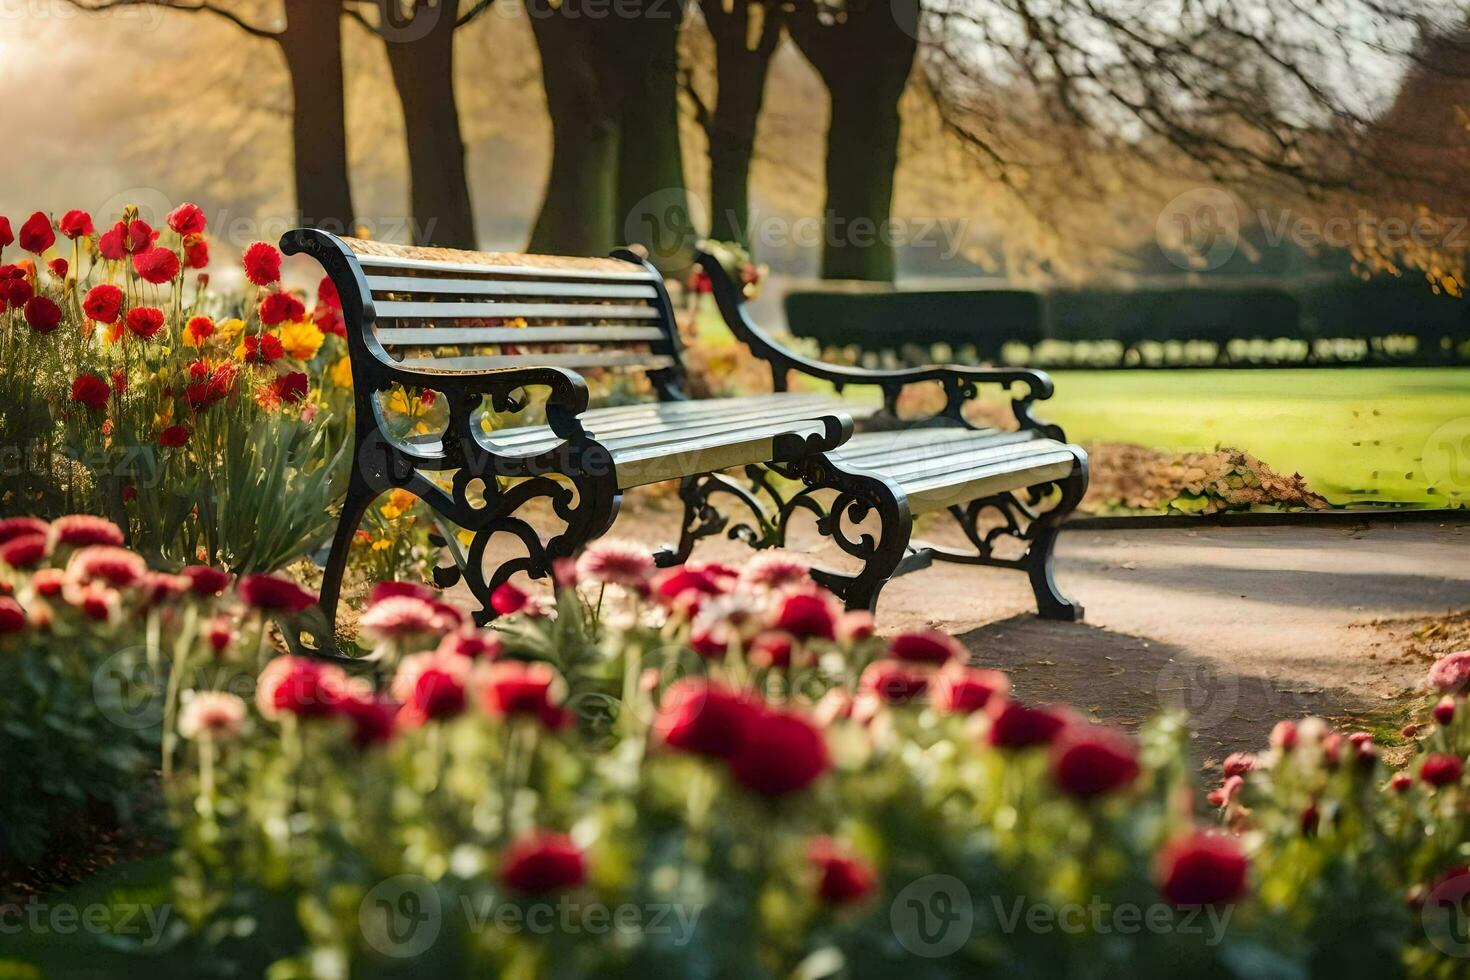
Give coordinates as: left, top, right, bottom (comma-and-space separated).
956, 615, 1376, 767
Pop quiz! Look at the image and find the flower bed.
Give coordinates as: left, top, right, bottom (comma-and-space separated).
3, 528, 1467, 976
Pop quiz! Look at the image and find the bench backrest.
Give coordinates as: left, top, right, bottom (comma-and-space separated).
291, 232, 686, 397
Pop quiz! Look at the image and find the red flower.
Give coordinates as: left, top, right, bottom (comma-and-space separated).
654, 679, 757, 759
317, 276, 340, 307
47, 258, 68, 280
59, 210, 93, 239
932, 663, 1009, 714
808, 837, 876, 906
1389, 772, 1413, 793
653, 566, 724, 607
1222, 752, 1256, 777
24, 296, 61, 333
67, 545, 147, 589
238, 573, 317, 612
82, 283, 124, 324
749, 630, 795, 669
368, 581, 436, 604
1207, 775, 1244, 808
183, 235, 209, 269
480, 660, 568, 728
0, 534, 47, 569
132, 246, 181, 285
771, 589, 839, 640
1051, 725, 1140, 798
125, 307, 166, 340
4, 276, 32, 308
314, 303, 345, 337
98, 221, 128, 261
1434, 696, 1457, 725
986, 698, 1070, 749
180, 564, 231, 595
859, 659, 931, 705
266, 371, 308, 406
1156, 832, 1248, 907
256, 656, 346, 720
0, 216, 12, 248
339, 692, 397, 747
166, 202, 207, 236
888, 629, 965, 664
18, 212, 54, 254
1270, 720, 1298, 751
501, 830, 586, 895
70, 373, 110, 411
1420, 752, 1464, 788
491, 581, 541, 616
0, 596, 26, 635
241, 334, 284, 363
259, 291, 306, 326
0, 517, 48, 545
395, 653, 470, 725
126, 219, 158, 254
186, 315, 214, 344
437, 630, 503, 660
157, 425, 191, 448
49, 514, 124, 548
243, 242, 282, 286
730, 708, 830, 797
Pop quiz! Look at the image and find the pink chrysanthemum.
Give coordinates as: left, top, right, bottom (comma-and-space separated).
0, 516, 47, 545
1427, 651, 1470, 695
359, 595, 444, 642
391, 649, 472, 727
575, 539, 654, 589
65, 545, 147, 589
62, 581, 121, 623
178, 691, 247, 741
739, 551, 811, 590
48, 514, 125, 549
256, 656, 348, 720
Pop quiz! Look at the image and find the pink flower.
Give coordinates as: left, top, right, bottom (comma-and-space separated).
1420, 752, 1464, 788
575, 539, 653, 589
1051, 724, 1140, 798
1428, 651, 1470, 695
739, 551, 810, 590
491, 581, 544, 617
1156, 832, 1248, 907
1207, 775, 1245, 808
1269, 720, 1298, 751
502, 830, 586, 895
64, 581, 121, 623
748, 630, 795, 669
359, 595, 446, 642
1434, 696, 1457, 726
368, 581, 436, 605
479, 660, 568, 728
932, 663, 1009, 714
1, 535, 48, 569
338, 692, 398, 747
770, 589, 839, 640
1388, 772, 1412, 793
178, 691, 247, 740
206, 614, 233, 655
65, 545, 147, 589
31, 568, 66, 598
838, 610, 876, 643
256, 656, 348, 720
179, 565, 231, 596
0, 517, 48, 544
238, 573, 316, 612
436, 630, 503, 660
49, 515, 124, 549
887, 629, 964, 665
808, 837, 877, 906
859, 659, 931, 705
1222, 752, 1256, 777
652, 566, 724, 610
393, 650, 471, 726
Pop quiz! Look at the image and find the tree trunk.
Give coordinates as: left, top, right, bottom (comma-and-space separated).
277, 0, 356, 233
607, 8, 694, 272
381, 0, 477, 248
526, 7, 622, 256
788, 0, 919, 281
702, 0, 782, 250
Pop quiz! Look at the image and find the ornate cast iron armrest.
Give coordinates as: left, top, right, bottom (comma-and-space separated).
375, 362, 591, 440
695, 251, 1057, 434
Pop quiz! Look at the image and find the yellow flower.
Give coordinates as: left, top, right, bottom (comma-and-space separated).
216, 318, 245, 343
371, 538, 391, 552
329, 356, 353, 388
380, 487, 416, 520
277, 320, 324, 362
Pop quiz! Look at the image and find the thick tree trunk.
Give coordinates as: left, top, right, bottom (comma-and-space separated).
607, 9, 694, 272
277, 0, 356, 233
526, 8, 622, 256
381, 0, 477, 248
788, 0, 919, 281
703, 0, 782, 250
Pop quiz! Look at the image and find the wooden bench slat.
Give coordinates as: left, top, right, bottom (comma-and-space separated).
866, 440, 1072, 482
375, 301, 660, 321
376, 326, 669, 347
393, 352, 676, 372
367, 275, 659, 300
355, 252, 657, 283
834, 429, 1037, 465
901, 454, 1078, 514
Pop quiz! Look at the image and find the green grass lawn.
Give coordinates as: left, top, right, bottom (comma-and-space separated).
1041, 368, 1470, 507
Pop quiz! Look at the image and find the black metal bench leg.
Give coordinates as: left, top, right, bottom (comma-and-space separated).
1025, 462, 1088, 622
655, 473, 777, 567
318, 465, 383, 637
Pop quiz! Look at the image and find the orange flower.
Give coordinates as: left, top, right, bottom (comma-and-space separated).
185, 315, 214, 347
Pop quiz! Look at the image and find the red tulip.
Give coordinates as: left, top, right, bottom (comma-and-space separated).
1051, 724, 1140, 798
729, 708, 829, 797
501, 830, 586, 895
1156, 831, 1248, 907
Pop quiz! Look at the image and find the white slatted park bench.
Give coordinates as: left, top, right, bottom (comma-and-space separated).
285, 230, 1088, 629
